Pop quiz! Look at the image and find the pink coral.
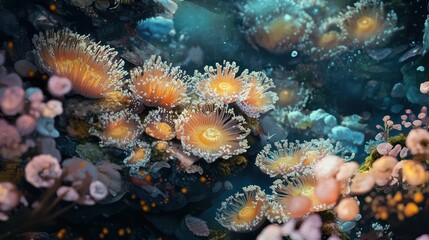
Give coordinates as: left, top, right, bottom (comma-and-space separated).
406, 128, 429, 156
0, 182, 20, 211
56, 186, 79, 201
0, 86, 25, 116
25, 154, 62, 188
89, 180, 108, 201
48, 75, 72, 97
15, 114, 37, 136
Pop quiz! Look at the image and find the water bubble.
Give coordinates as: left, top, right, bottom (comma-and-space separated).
291, 51, 298, 57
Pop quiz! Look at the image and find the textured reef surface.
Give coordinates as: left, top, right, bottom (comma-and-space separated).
1, 0, 429, 239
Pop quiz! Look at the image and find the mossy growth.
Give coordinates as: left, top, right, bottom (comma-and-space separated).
217, 155, 248, 176
359, 134, 406, 172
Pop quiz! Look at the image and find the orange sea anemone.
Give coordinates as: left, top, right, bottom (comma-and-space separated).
143, 108, 176, 141
123, 141, 151, 170
130, 55, 190, 109
256, 140, 307, 177
340, 0, 400, 47
89, 109, 143, 149
32, 28, 127, 98
195, 61, 249, 104
271, 175, 334, 216
215, 185, 268, 232
265, 199, 290, 224
256, 139, 335, 177
307, 17, 348, 59
236, 71, 278, 118
175, 101, 250, 163
239, 0, 314, 53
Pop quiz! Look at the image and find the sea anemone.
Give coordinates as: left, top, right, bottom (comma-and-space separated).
236, 71, 278, 118
130, 55, 190, 109
256, 139, 333, 178
89, 109, 143, 149
175, 101, 250, 163
194, 61, 249, 104
271, 175, 334, 216
339, 0, 400, 47
143, 108, 176, 141
265, 199, 290, 224
307, 17, 348, 59
256, 140, 307, 177
32, 28, 127, 98
239, 0, 314, 53
123, 141, 151, 170
216, 185, 268, 232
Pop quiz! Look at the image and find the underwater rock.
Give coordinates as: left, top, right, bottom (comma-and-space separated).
363, 80, 380, 99
400, 46, 423, 62
27, 5, 61, 31
14, 59, 37, 78
391, 83, 406, 98
136, 16, 175, 42
329, 126, 364, 153
390, 104, 404, 114
309, 109, 338, 135
175, 215, 209, 240
341, 115, 366, 131
36, 137, 61, 161
366, 48, 392, 61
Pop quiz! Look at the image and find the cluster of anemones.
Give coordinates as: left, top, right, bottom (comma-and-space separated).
239, 0, 401, 59
255, 138, 338, 177
30, 30, 282, 187
31, 28, 278, 168
216, 135, 362, 233
194, 61, 278, 118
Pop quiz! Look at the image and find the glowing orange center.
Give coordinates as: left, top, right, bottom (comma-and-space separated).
354, 16, 378, 38
157, 122, 173, 136
130, 149, 147, 164
237, 204, 257, 222
278, 89, 296, 106
199, 127, 221, 144
318, 32, 339, 48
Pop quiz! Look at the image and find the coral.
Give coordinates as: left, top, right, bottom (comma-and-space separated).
32, 28, 127, 98
216, 185, 267, 232
25, 154, 62, 188
130, 55, 190, 109
175, 101, 250, 163
47, 76, 72, 97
